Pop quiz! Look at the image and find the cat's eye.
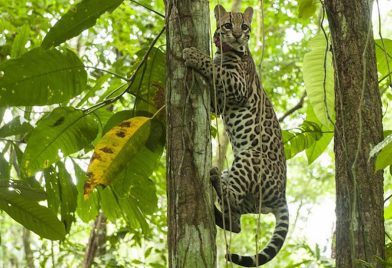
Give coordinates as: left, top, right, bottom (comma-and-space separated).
241, 24, 249, 31
223, 23, 233, 29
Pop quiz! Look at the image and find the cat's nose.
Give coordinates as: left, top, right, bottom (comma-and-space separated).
233, 32, 242, 39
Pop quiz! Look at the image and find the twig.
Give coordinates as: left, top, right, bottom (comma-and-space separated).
130, 0, 165, 18
84, 66, 129, 82
385, 193, 392, 203
278, 91, 306, 122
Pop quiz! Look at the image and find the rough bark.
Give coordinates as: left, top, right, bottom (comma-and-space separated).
325, 1, 385, 267
165, 0, 216, 267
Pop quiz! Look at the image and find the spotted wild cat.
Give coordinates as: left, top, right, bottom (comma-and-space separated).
182, 4, 289, 267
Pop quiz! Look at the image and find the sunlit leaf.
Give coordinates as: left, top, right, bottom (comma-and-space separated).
84, 117, 151, 197
0, 48, 87, 106
283, 121, 323, 159
370, 133, 392, 170
303, 33, 335, 127
0, 181, 65, 240
374, 39, 392, 79
298, 0, 319, 19
22, 107, 99, 176
10, 24, 29, 58
42, 0, 124, 48
385, 201, 392, 220
305, 105, 333, 164
0, 180, 46, 201
0, 116, 33, 138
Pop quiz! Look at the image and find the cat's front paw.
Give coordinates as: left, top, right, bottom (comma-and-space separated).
183, 47, 201, 68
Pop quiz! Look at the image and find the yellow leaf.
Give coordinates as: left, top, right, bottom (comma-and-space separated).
84, 117, 151, 198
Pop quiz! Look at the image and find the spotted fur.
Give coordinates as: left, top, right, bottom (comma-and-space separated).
183, 5, 288, 267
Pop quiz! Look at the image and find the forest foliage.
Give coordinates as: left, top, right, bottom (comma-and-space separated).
0, 0, 392, 267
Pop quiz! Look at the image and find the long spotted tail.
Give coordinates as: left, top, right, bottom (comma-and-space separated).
226, 202, 289, 267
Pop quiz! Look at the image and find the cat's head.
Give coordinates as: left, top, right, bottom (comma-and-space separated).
213, 5, 253, 53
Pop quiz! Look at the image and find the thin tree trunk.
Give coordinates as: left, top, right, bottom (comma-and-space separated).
325, 1, 385, 267
22, 228, 34, 268
82, 213, 107, 268
165, 1, 216, 267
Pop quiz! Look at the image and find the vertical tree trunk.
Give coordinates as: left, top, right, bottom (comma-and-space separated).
165, 1, 216, 267
325, 1, 385, 267
22, 228, 34, 268
82, 213, 107, 268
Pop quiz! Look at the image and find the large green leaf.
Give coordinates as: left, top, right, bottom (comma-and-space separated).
370, 133, 392, 170
58, 162, 77, 233
42, 0, 124, 48
0, 181, 65, 240
375, 39, 392, 79
44, 167, 61, 215
74, 163, 98, 223
0, 48, 87, 106
22, 107, 99, 176
0, 116, 33, 138
0, 154, 10, 179
305, 105, 334, 164
298, 0, 319, 18
10, 24, 29, 58
303, 33, 335, 127
129, 48, 166, 114
283, 121, 323, 159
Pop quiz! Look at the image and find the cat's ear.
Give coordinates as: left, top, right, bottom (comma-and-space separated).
214, 5, 227, 21
243, 7, 254, 23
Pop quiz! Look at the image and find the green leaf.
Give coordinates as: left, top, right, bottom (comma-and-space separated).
305, 105, 333, 164
10, 25, 29, 58
100, 187, 122, 221
374, 39, 392, 78
129, 48, 166, 113
283, 120, 323, 159
0, 154, 10, 179
42, 0, 124, 48
44, 167, 61, 215
0, 180, 46, 201
57, 162, 77, 233
0, 183, 65, 240
22, 107, 99, 176
76, 74, 111, 107
0, 116, 33, 138
370, 133, 392, 170
303, 33, 335, 127
74, 163, 98, 223
0, 48, 87, 106
385, 201, 392, 220
298, 0, 319, 19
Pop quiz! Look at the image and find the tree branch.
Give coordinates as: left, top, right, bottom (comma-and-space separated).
278, 91, 306, 122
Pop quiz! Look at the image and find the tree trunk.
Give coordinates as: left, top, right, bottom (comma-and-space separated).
22, 228, 34, 268
82, 213, 107, 268
165, 1, 216, 267
325, 1, 385, 267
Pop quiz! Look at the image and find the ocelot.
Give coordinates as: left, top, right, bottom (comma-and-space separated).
182, 4, 289, 267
